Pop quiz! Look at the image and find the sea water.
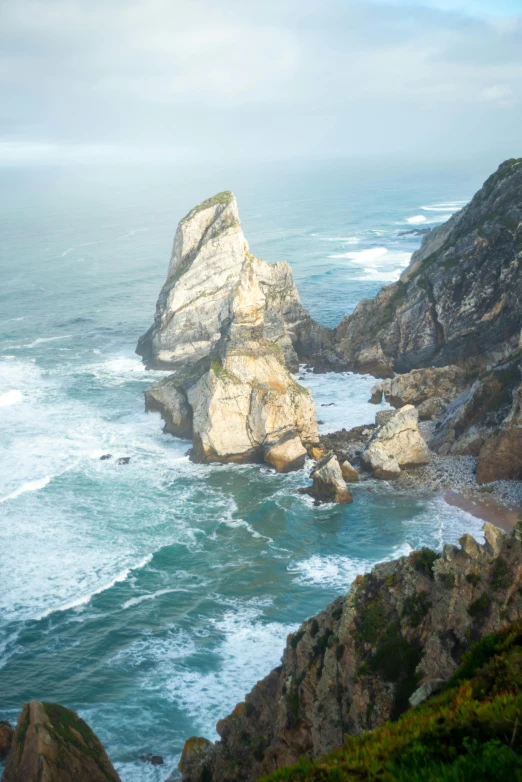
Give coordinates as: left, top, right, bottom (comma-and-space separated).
0, 158, 489, 780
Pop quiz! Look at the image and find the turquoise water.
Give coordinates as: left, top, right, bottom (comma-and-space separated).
0, 159, 488, 780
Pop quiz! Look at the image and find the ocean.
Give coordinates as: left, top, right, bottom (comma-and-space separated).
0, 158, 490, 780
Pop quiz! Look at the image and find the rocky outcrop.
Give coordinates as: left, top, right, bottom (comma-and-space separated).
299, 452, 353, 503
477, 375, 522, 482
362, 405, 430, 479
2, 701, 121, 782
179, 522, 522, 782
430, 358, 521, 457
370, 366, 469, 420
137, 191, 334, 372
334, 159, 522, 377
140, 193, 324, 471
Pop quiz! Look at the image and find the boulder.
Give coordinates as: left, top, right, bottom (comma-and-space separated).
0, 720, 14, 761
363, 406, 430, 479
341, 460, 360, 482
2, 701, 121, 782
300, 452, 353, 503
179, 736, 214, 782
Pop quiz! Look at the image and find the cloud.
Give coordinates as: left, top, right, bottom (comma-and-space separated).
0, 0, 521, 162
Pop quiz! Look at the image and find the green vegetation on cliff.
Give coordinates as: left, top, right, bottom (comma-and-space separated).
263, 622, 522, 781
181, 190, 234, 222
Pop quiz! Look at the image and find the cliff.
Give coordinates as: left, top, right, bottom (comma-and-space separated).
264, 619, 522, 781
137, 191, 334, 372
179, 522, 522, 782
334, 158, 522, 378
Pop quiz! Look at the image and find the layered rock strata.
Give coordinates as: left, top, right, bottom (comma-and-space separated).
180, 522, 522, 782
334, 159, 522, 377
137, 191, 334, 372
370, 366, 469, 420
139, 193, 326, 471
2, 701, 121, 782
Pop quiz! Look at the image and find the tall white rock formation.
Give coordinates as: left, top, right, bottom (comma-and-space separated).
140, 192, 323, 471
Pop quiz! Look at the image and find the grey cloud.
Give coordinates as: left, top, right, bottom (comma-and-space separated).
0, 0, 521, 161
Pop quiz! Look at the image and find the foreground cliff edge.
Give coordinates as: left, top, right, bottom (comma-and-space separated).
179, 522, 522, 781
2, 526, 521, 781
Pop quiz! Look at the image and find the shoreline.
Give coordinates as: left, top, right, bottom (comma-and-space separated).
443, 489, 521, 533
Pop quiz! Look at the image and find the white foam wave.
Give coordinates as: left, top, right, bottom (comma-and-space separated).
421, 202, 467, 212
219, 517, 273, 542
0, 475, 52, 504
61, 247, 75, 257
37, 553, 153, 619
0, 389, 22, 407
122, 587, 185, 610
407, 215, 427, 224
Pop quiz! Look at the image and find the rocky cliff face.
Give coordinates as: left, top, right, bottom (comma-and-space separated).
180, 522, 522, 782
334, 159, 522, 377
139, 193, 325, 471
2, 701, 121, 782
137, 191, 334, 372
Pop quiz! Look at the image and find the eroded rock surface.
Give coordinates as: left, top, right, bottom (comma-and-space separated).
179, 523, 522, 782
2, 701, 121, 782
137, 191, 333, 372
140, 193, 325, 471
477, 376, 522, 482
300, 452, 353, 503
335, 159, 522, 376
362, 405, 430, 479
370, 366, 469, 419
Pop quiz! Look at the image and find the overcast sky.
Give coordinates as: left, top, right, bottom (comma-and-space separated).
1, 0, 521, 164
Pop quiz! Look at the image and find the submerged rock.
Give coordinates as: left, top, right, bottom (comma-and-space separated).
300, 451, 353, 503
141, 193, 323, 472
2, 701, 121, 782
139, 753, 164, 765
363, 405, 430, 479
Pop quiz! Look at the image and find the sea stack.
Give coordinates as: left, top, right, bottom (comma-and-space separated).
139, 191, 325, 471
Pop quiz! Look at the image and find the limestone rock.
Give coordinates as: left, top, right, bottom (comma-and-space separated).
341, 460, 359, 482
363, 406, 430, 478
140, 194, 325, 472
0, 721, 14, 761
2, 701, 121, 782
137, 191, 333, 372
372, 366, 469, 420
180, 524, 522, 782
144, 378, 192, 437
301, 452, 353, 503
335, 159, 522, 376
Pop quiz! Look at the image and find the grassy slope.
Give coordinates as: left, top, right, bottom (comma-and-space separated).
263, 622, 522, 781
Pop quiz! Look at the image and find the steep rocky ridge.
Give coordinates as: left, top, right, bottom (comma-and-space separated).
179, 522, 522, 782
137, 191, 334, 372
334, 159, 522, 377
138, 192, 340, 470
